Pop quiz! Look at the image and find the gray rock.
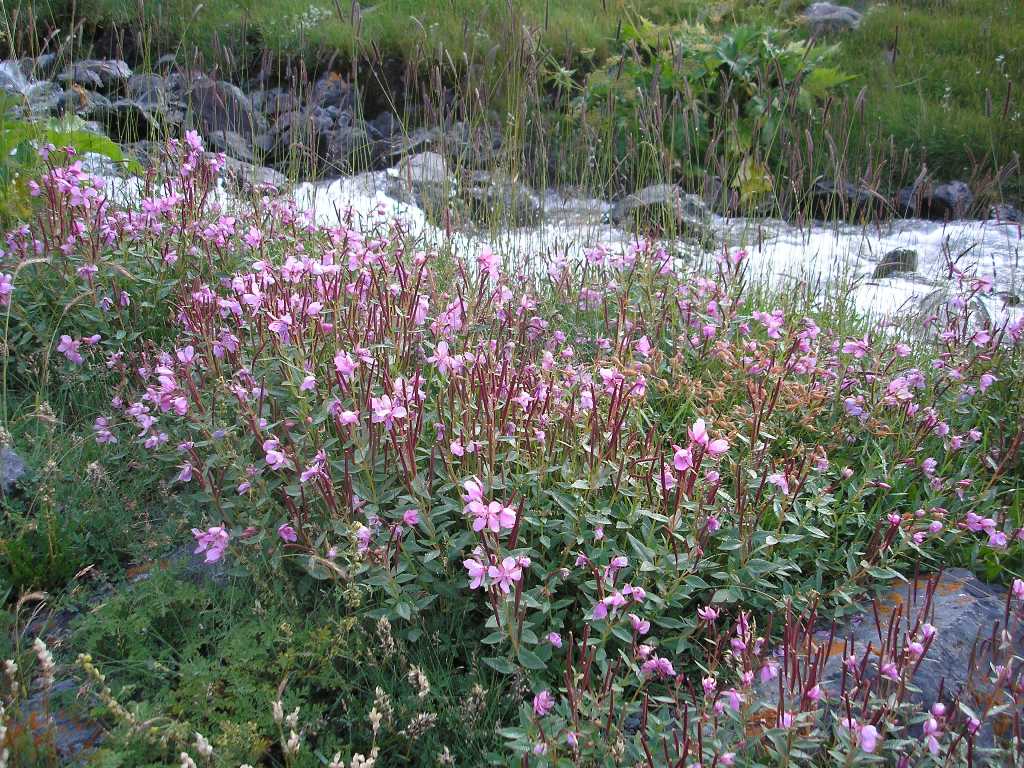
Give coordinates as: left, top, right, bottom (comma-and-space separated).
217, 155, 288, 193
377, 125, 444, 163
0, 59, 30, 93
609, 184, 710, 234
187, 77, 264, 138
311, 73, 353, 111
323, 123, 372, 171
872, 248, 918, 279
61, 88, 112, 119
811, 179, 881, 221
367, 111, 400, 141
1, 446, 25, 494
58, 59, 132, 90
15, 82, 64, 116
897, 180, 974, 220
396, 151, 449, 185
460, 171, 541, 227
813, 570, 1020, 748
97, 99, 161, 142
989, 203, 1022, 223
208, 129, 255, 163
126, 73, 169, 109
805, 2, 862, 36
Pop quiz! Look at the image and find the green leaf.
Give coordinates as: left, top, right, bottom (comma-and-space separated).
517, 647, 546, 670
483, 656, 516, 675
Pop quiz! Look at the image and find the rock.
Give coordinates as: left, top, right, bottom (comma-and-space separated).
989, 203, 1022, 223
217, 155, 288, 193
395, 151, 449, 185
367, 111, 400, 141
323, 123, 372, 172
311, 73, 353, 111
0, 59, 30, 93
897, 180, 974, 220
123, 140, 165, 171
811, 179, 881, 221
208, 130, 255, 163
460, 172, 541, 227
872, 248, 919, 279
1, 445, 25, 494
609, 184, 710, 234
804, 2, 862, 36
58, 59, 132, 90
377, 125, 444, 163
97, 99, 161, 142
126, 73, 169, 108
814, 570, 1021, 748
187, 77, 263, 138
61, 88, 112, 119
450, 121, 504, 169
262, 89, 300, 119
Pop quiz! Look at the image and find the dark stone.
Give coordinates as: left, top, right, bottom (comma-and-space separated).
811, 179, 880, 221
897, 180, 974, 220
322, 124, 372, 173
367, 111, 400, 141
1, 445, 25, 494
208, 129, 255, 163
96, 99, 161, 142
609, 184, 710, 234
187, 77, 263, 138
989, 204, 1022, 223
805, 2, 862, 36
218, 155, 288, 194
377, 125, 444, 163
126, 73, 169, 109
311, 73, 353, 111
263, 89, 300, 119
61, 88, 112, 119
123, 140, 166, 171
460, 172, 541, 227
872, 248, 919, 279
58, 59, 132, 90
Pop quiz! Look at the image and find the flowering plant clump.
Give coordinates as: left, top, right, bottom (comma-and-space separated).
2, 137, 1023, 765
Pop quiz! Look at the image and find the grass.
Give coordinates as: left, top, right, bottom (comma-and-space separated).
833, 0, 1024, 193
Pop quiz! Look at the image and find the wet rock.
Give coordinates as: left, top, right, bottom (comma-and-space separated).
1, 445, 25, 495
609, 184, 710, 235
97, 99, 161, 142
814, 570, 1020, 748
0, 59, 30, 93
187, 77, 263, 138
811, 179, 881, 221
367, 111, 400, 142
396, 151, 449, 185
311, 73, 353, 112
804, 2, 862, 36
208, 129, 255, 163
897, 180, 974, 220
989, 203, 1022, 223
377, 125, 444, 163
58, 59, 131, 91
872, 248, 919, 279
61, 88, 112, 119
126, 73, 169, 109
218, 155, 288, 194
460, 171, 541, 227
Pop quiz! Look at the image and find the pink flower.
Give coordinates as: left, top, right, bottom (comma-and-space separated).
629, 613, 650, 635
268, 313, 292, 343
859, 724, 878, 753
263, 438, 289, 470
532, 690, 555, 717
192, 525, 230, 563
463, 557, 486, 589
487, 556, 523, 593
641, 656, 676, 680
673, 445, 693, 472
370, 395, 407, 429
278, 523, 298, 543
0, 273, 13, 306
697, 605, 719, 624
635, 335, 652, 358
402, 509, 420, 527
842, 335, 870, 359
334, 350, 358, 381
547, 632, 563, 648
57, 335, 84, 365
470, 501, 516, 533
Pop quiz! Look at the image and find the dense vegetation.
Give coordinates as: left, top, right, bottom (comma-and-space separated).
0, 133, 1022, 766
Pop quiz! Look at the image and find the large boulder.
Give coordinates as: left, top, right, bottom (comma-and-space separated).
126, 73, 170, 109
811, 179, 881, 221
872, 247, 918, 279
96, 99, 162, 142
61, 88, 112, 119
897, 180, 974, 220
989, 203, 1022, 223
804, 2, 862, 36
459, 171, 541, 227
187, 77, 264, 139
218, 155, 288, 194
58, 59, 131, 91
609, 184, 710, 235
